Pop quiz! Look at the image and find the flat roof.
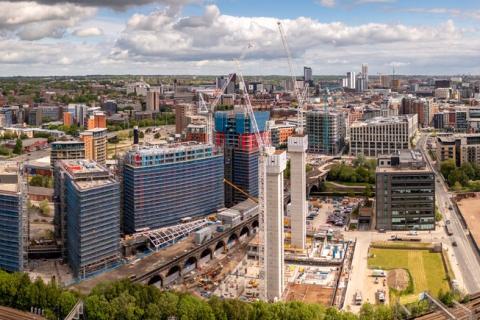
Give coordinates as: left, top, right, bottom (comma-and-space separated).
351, 115, 414, 127
0, 162, 19, 193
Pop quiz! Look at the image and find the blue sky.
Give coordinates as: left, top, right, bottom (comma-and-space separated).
0, 0, 479, 75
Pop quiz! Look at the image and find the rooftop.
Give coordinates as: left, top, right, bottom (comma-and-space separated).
59, 160, 116, 190
0, 162, 19, 193
377, 150, 431, 173
351, 115, 415, 127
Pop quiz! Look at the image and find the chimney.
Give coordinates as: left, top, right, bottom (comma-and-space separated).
133, 126, 139, 145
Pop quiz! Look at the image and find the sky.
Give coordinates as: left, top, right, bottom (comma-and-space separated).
0, 0, 480, 76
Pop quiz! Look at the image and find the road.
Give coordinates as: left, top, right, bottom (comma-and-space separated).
418, 133, 480, 294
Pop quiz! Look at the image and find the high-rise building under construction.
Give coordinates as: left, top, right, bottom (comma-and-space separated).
54, 160, 120, 278
306, 110, 346, 155
123, 143, 224, 233
214, 110, 270, 207
0, 162, 27, 272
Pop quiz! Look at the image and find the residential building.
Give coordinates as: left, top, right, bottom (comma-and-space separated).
214, 110, 270, 206
270, 123, 296, 148
175, 104, 191, 134
350, 115, 418, 157
123, 143, 224, 233
376, 150, 435, 231
433, 113, 445, 129
306, 110, 346, 155
146, 91, 160, 112
455, 109, 468, 132
102, 100, 118, 115
436, 134, 480, 167
185, 124, 208, 143
80, 128, 107, 165
0, 162, 27, 272
0, 108, 13, 127
87, 112, 107, 130
63, 112, 73, 128
50, 141, 85, 168
54, 160, 120, 278
400, 97, 434, 128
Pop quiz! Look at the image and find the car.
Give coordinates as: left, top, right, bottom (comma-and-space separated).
449, 205, 453, 210
446, 220, 451, 225
452, 241, 458, 247
408, 230, 418, 236
378, 229, 386, 233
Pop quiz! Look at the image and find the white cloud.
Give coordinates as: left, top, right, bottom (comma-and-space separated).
73, 27, 104, 37
317, 0, 336, 8
114, 5, 461, 63
0, 1, 96, 40
0, 3, 480, 75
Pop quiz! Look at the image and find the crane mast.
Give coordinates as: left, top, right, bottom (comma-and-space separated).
197, 73, 236, 145
235, 59, 272, 300
277, 21, 307, 133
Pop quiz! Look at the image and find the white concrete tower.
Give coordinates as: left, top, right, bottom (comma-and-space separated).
288, 134, 308, 250
265, 149, 287, 301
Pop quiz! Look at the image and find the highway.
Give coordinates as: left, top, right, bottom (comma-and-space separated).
418, 133, 480, 293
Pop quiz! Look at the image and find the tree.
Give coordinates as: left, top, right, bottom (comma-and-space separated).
440, 160, 456, 180
13, 139, 22, 155
39, 199, 51, 216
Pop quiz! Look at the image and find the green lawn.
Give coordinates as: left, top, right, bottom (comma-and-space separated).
368, 248, 450, 303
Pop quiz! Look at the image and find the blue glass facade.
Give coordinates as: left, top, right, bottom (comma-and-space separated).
0, 193, 21, 272
57, 160, 121, 278
123, 145, 224, 233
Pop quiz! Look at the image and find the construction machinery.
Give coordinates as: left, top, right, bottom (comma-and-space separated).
234, 58, 273, 301
277, 21, 309, 133
197, 73, 236, 145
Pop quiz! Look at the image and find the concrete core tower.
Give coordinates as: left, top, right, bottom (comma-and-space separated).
265, 149, 287, 301
288, 134, 308, 250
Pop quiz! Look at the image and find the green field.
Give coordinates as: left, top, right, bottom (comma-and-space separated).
368, 248, 450, 303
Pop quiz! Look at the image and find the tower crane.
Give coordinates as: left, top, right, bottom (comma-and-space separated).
197, 73, 236, 145
277, 21, 309, 133
235, 58, 273, 301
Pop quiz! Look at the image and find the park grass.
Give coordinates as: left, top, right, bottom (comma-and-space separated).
371, 241, 433, 249
368, 248, 450, 304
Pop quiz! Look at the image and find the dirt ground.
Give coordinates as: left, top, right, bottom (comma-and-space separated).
387, 269, 409, 291
284, 283, 334, 305
457, 198, 480, 247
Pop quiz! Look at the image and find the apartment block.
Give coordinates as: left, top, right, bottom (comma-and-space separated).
436, 134, 480, 167
50, 141, 86, 168
123, 143, 224, 233
80, 128, 107, 165
270, 123, 296, 148
0, 162, 27, 272
350, 114, 418, 157
400, 97, 434, 128
55, 160, 120, 278
376, 150, 435, 231
306, 110, 346, 155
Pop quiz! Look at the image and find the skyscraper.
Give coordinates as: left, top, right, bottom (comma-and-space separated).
55, 160, 120, 278
123, 143, 224, 233
214, 110, 270, 206
0, 162, 27, 272
265, 149, 287, 301
347, 72, 356, 90
304, 66, 313, 86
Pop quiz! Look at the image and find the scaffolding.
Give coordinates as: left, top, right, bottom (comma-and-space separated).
133, 219, 210, 251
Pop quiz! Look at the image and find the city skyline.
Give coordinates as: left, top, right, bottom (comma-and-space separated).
0, 0, 479, 76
